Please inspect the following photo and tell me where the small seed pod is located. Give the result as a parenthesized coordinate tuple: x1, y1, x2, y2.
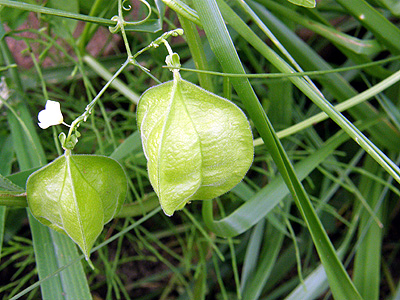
(137, 76, 254, 216)
(26, 152, 127, 260)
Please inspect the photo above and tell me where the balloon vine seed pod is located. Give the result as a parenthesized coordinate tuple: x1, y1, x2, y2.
(137, 39, 254, 216)
(26, 150, 127, 260)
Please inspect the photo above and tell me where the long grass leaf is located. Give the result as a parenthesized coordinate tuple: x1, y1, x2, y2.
(0, 36, 91, 299)
(286, 155, 365, 300)
(257, 0, 391, 79)
(193, 1, 362, 299)
(110, 130, 142, 162)
(83, 55, 140, 104)
(0, 135, 13, 176)
(27, 217, 65, 300)
(0, 135, 14, 257)
(249, 0, 400, 150)
(203, 129, 353, 237)
(261, 1, 382, 56)
(0, 0, 161, 32)
(353, 158, 384, 300)
(242, 213, 286, 300)
(177, 14, 214, 92)
(336, 0, 400, 54)
(285, 262, 329, 300)
(0, 206, 5, 257)
(49, 231, 92, 300)
(240, 219, 265, 293)
(217, 0, 400, 185)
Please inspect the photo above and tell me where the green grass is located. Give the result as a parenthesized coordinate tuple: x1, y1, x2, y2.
(0, 0, 400, 299)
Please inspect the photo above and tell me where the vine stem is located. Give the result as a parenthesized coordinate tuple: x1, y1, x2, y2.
(162, 39, 174, 56)
(65, 58, 130, 144)
(117, 0, 133, 59)
(161, 39, 181, 79)
(63, 27, 184, 148)
(109, 0, 152, 59)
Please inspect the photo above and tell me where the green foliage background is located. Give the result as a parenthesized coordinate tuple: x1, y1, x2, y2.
(0, 0, 400, 299)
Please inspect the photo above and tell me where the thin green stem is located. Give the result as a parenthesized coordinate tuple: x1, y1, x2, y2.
(77, 0, 114, 52)
(28, 44, 63, 155)
(162, 0, 201, 26)
(183, 209, 225, 261)
(162, 39, 174, 57)
(177, 10, 214, 92)
(83, 55, 140, 104)
(0, 64, 17, 71)
(10, 207, 162, 300)
(131, 29, 184, 62)
(64, 58, 130, 145)
(0, 0, 116, 26)
(1, 97, 44, 166)
(165, 54, 400, 79)
(116, 0, 134, 59)
(265, 68, 400, 143)
(0, 194, 27, 207)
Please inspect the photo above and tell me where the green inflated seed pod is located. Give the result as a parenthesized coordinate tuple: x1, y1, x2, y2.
(26, 151, 127, 260)
(137, 75, 254, 216)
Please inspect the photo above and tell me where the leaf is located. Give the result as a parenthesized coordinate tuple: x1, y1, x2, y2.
(137, 75, 254, 216)
(0, 0, 34, 29)
(287, 0, 316, 8)
(26, 152, 127, 259)
(0, 134, 14, 176)
(336, 0, 400, 54)
(192, 1, 363, 299)
(46, 0, 79, 39)
(0, 206, 4, 262)
(0, 173, 27, 206)
(0, 173, 25, 192)
(110, 130, 142, 162)
(0, 0, 162, 33)
(374, 0, 400, 15)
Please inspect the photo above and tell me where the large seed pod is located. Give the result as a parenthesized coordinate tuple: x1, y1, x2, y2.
(26, 152, 127, 260)
(137, 76, 254, 216)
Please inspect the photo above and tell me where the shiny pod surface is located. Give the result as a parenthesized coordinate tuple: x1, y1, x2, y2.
(26, 153, 127, 259)
(137, 78, 254, 216)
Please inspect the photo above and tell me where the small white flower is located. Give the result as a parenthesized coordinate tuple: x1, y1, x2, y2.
(38, 100, 64, 129)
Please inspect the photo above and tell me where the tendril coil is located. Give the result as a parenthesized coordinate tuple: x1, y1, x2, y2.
(109, 0, 152, 34)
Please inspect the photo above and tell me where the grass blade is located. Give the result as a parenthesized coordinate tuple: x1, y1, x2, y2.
(0, 206, 5, 257)
(249, 0, 400, 150)
(192, 1, 362, 298)
(218, 0, 400, 185)
(0, 0, 162, 32)
(240, 219, 265, 293)
(242, 213, 286, 300)
(50, 231, 92, 300)
(0, 135, 14, 257)
(203, 129, 355, 237)
(336, 0, 400, 54)
(261, 1, 382, 56)
(0, 35, 91, 299)
(110, 130, 142, 162)
(353, 157, 384, 300)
